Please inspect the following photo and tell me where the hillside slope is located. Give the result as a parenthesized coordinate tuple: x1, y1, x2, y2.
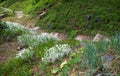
(1, 0, 120, 36)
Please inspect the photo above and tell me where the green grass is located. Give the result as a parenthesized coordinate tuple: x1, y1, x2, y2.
(36, 0, 120, 35)
(1, 0, 120, 35)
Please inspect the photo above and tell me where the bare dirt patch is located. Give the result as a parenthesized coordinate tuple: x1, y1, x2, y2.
(0, 41, 18, 63)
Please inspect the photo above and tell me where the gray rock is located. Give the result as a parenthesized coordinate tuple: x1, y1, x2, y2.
(75, 35, 92, 41)
(86, 15, 91, 21)
(93, 34, 110, 42)
(95, 17, 100, 23)
(96, 73, 105, 76)
(6, 35, 13, 42)
(102, 54, 115, 63)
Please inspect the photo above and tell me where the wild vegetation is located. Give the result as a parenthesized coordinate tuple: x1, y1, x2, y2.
(1, 0, 120, 35)
(0, 0, 120, 76)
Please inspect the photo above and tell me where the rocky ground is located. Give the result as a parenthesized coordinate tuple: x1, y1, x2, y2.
(0, 11, 120, 76)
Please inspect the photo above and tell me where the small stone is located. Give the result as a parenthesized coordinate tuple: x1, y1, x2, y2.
(102, 54, 115, 63)
(93, 34, 110, 42)
(96, 73, 105, 76)
(15, 11, 23, 18)
(39, 11, 46, 19)
(75, 35, 92, 41)
(86, 15, 91, 21)
(32, 27, 39, 31)
(95, 17, 100, 23)
(58, 33, 68, 40)
(52, 32, 59, 39)
(17, 44, 26, 51)
(6, 35, 13, 42)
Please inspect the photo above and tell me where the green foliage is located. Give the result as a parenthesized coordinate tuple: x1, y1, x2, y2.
(0, 21, 7, 36)
(83, 42, 102, 73)
(94, 40, 109, 55)
(0, 7, 14, 16)
(1, 0, 23, 7)
(111, 33, 120, 55)
(69, 30, 78, 39)
(0, 58, 24, 75)
(51, 67, 59, 74)
(0, 59, 33, 76)
(36, 0, 120, 35)
(0, 0, 120, 75)
(0, 0, 120, 35)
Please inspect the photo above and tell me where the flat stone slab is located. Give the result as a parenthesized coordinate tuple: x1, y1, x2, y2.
(93, 34, 110, 42)
(15, 11, 23, 18)
(103, 54, 116, 63)
(75, 35, 92, 41)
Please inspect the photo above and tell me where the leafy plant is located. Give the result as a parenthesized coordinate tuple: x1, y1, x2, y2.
(51, 67, 59, 74)
(0, 7, 14, 16)
(0, 58, 24, 75)
(69, 30, 78, 39)
(0, 21, 7, 36)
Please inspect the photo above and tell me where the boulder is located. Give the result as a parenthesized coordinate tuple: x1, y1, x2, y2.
(93, 34, 110, 42)
(75, 35, 92, 41)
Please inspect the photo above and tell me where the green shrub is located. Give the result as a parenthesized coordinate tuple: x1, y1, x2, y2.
(0, 7, 14, 16)
(0, 21, 7, 36)
(69, 30, 78, 39)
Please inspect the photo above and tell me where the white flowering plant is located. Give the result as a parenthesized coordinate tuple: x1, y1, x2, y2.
(4, 21, 37, 36)
(42, 44, 73, 63)
(16, 47, 34, 60)
(18, 33, 60, 47)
